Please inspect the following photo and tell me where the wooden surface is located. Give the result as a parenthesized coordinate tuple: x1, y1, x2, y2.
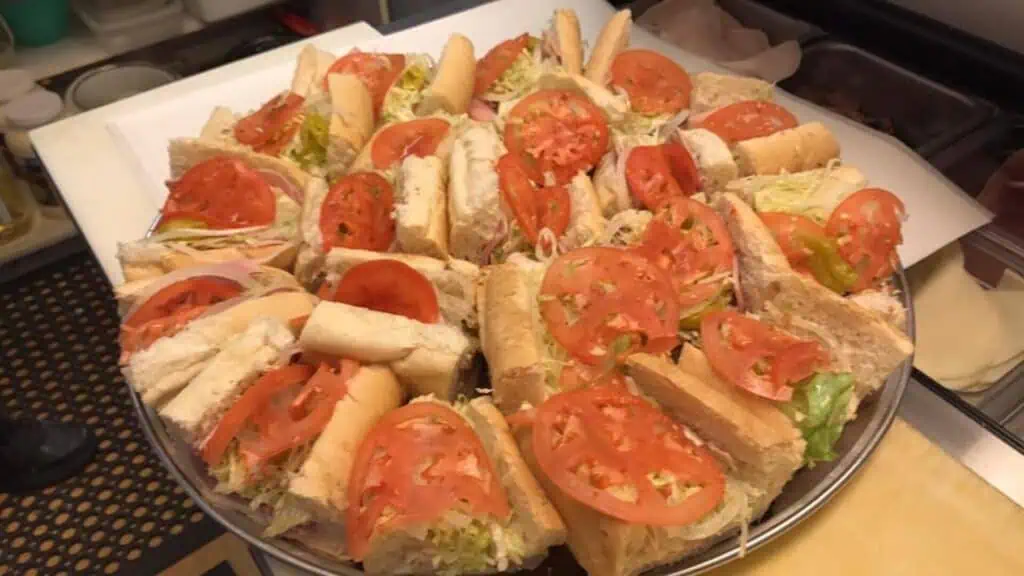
(715, 418, 1024, 575)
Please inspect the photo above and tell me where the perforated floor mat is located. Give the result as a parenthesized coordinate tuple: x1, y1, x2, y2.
(0, 254, 235, 575)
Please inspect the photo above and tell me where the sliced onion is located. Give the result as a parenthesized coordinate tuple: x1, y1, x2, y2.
(258, 169, 303, 205)
(121, 261, 262, 322)
(482, 217, 510, 264)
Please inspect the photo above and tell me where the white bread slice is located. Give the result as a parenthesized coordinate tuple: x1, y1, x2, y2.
(674, 128, 738, 195)
(417, 33, 476, 116)
(689, 72, 774, 116)
(584, 9, 632, 85)
(326, 73, 374, 177)
(448, 121, 506, 264)
(563, 172, 606, 250)
(478, 258, 554, 413)
(289, 44, 337, 98)
(547, 9, 583, 75)
(395, 155, 449, 258)
(285, 366, 403, 533)
(124, 291, 315, 407)
(360, 397, 565, 575)
(159, 318, 296, 445)
(512, 353, 802, 576)
(117, 241, 299, 284)
(298, 300, 476, 400)
(199, 106, 239, 146)
(715, 192, 913, 401)
(734, 122, 840, 176)
(322, 247, 479, 330)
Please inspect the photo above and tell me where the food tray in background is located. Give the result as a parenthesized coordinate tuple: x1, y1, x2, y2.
(131, 261, 914, 575)
(628, 0, 824, 46)
(780, 40, 993, 157)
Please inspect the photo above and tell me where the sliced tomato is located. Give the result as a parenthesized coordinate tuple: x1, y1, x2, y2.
(504, 89, 610, 185)
(370, 118, 450, 170)
(324, 52, 406, 116)
(539, 247, 680, 365)
(238, 360, 359, 469)
(636, 197, 734, 290)
(609, 49, 692, 116)
(200, 364, 316, 466)
(120, 276, 244, 360)
(496, 153, 571, 245)
(625, 142, 699, 210)
(475, 34, 530, 96)
(693, 100, 798, 144)
(233, 93, 305, 156)
(159, 157, 277, 230)
(825, 188, 905, 292)
(533, 385, 725, 525)
(347, 402, 511, 560)
(700, 311, 828, 401)
(319, 172, 395, 252)
(323, 260, 440, 323)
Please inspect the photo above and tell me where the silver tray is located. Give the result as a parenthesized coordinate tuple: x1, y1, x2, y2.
(131, 267, 915, 576)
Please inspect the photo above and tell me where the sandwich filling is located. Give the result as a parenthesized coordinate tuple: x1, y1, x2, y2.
(381, 54, 434, 124)
(347, 400, 527, 574)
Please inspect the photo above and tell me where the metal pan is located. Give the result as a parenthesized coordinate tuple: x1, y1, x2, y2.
(130, 260, 914, 576)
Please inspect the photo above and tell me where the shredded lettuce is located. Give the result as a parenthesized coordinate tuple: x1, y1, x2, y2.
(781, 372, 855, 466)
(728, 163, 858, 223)
(381, 61, 430, 124)
(421, 516, 526, 575)
(289, 112, 329, 171)
(483, 38, 541, 101)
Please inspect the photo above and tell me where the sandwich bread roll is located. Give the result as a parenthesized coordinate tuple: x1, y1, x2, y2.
(417, 33, 476, 116)
(584, 9, 632, 85)
(689, 72, 774, 115)
(733, 122, 840, 176)
(395, 155, 449, 258)
(549, 9, 584, 75)
(326, 73, 375, 175)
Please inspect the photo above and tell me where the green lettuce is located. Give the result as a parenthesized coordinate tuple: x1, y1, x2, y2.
(484, 38, 541, 100)
(727, 164, 861, 223)
(781, 372, 854, 467)
(381, 62, 430, 124)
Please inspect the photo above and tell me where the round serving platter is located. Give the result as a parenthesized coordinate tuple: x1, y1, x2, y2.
(131, 266, 914, 576)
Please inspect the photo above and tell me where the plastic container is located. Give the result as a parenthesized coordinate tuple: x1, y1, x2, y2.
(0, 156, 34, 246)
(0, 0, 70, 47)
(65, 62, 178, 112)
(3, 89, 64, 214)
(72, 0, 185, 53)
(183, 0, 278, 23)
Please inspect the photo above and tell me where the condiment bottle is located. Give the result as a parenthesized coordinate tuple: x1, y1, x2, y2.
(3, 89, 64, 217)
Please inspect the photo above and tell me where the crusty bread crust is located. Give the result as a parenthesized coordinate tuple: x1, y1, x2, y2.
(463, 397, 566, 550)
(288, 366, 402, 526)
(733, 122, 840, 176)
(290, 44, 336, 98)
(584, 9, 632, 85)
(395, 155, 449, 259)
(417, 34, 475, 116)
(716, 193, 914, 401)
(327, 73, 374, 177)
(478, 263, 549, 412)
(632, 351, 804, 518)
(553, 9, 583, 75)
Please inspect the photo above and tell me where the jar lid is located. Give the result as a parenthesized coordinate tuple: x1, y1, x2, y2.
(3, 90, 63, 130)
(0, 69, 35, 104)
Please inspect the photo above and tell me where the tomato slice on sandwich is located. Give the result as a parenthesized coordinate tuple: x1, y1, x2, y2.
(825, 188, 905, 292)
(636, 197, 734, 289)
(700, 311, 829, 401)
(610, 49, 692, 116)
(119, 275, 245, 361)
(539, 247, 680, 365)
(325, 52, 406, 117)
(504, 89, 609, 186)
(319, 260, 440, 324)
(201, 360, 359, 470)
(158, 157, 277, 232)
(625, 142, 700, 210)
(532, 385, 725, 525)
(370, 117, 451, 170)
(475, 34, 531, 96)
(692, 100, 798, 145)
(319, 172, 395, 252)
(760, 212, 858, 294)
(233, 92, 306, 156)
(346, 402, 511, 560)
(496, 153, 571, 247)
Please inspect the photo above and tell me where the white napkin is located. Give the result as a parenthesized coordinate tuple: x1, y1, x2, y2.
(636, 0, 801, 83)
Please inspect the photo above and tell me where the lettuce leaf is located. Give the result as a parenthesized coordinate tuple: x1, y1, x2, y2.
(781, 372, 854, 466)
(289, 112, 329, 171)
